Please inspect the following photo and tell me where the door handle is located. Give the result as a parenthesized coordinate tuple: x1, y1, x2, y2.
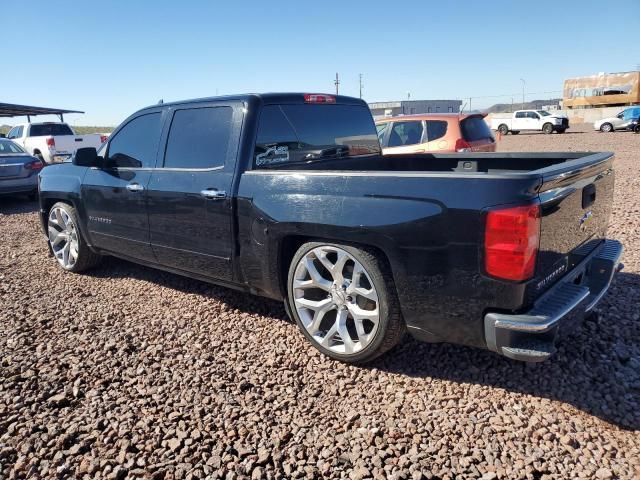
(126, 183, 144, 192)
(200, 189, 226, 200)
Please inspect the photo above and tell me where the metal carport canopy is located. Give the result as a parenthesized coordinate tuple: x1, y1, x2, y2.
(0, 102, 83, 122)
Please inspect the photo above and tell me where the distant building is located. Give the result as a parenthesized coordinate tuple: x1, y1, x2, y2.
(369, 99, 462, 118)
(563, 71, 640, 109)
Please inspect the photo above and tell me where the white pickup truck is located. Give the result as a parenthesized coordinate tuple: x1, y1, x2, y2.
(6, 122, 106, 164)
(491, 110, 569, 135)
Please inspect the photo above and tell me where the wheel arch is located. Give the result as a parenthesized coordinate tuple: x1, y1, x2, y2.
(276, 234, 398, 301)
(41, 197, 95, 254)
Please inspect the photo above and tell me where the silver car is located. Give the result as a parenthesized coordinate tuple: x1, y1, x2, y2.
(0, 138, 42, 199)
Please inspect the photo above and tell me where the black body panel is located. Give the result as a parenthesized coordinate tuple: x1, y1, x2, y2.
(37, 93, 617, 353)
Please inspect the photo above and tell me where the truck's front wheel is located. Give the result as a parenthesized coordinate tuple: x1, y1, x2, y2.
(542, 123, 554, 134)
(287, 242, 404, 363)
(47, 202, 101, 272)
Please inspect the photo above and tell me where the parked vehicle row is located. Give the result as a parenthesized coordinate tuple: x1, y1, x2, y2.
(38, 93, 622, 364)
(594, 106, 640, 132)
(0, 138, 42, 198)
(6, 122, 106, 164)
(491, 110, 570, 135)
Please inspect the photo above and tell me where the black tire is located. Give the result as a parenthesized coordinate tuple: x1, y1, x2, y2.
(542, 123, 554, 134)
(600, 123, 613, 133)
(287, 241, 405, 363)
(35, 152, 46, 163)
(497, 124, 509, 135)
(633, 125, 640, 134)
(48, 202, 101, 272)
(511, 130, 520, 135)
(556, 129, 566, 134)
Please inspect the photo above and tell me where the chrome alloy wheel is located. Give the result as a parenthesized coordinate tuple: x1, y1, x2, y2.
(292, 246, 380, 355)
(48, 207, 79, 269)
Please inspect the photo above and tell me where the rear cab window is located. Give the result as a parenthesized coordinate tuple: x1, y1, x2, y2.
(460, 116, 495, 142)
(254, 104, 380, 167)
(28, 124, 74, 136)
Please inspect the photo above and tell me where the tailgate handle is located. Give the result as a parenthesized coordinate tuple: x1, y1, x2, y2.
(582, 184, 596, 209)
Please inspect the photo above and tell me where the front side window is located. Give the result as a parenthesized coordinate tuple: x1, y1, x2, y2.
(425, 120, 448, 142)
(7, 127, 18, 139)
(388, 121, 424, 147)
(254, 104, 379, 167)
(164, 107, 232, 169)
(529, 112, 540, 120)
(107, 112, 162, 168)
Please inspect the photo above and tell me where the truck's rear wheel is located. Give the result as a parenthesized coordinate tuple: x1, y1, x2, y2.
(47, 202, 101, 272)
(542, 123, 554, 134)
(498, 124, 509, 135)
(287, 242, 404, 363)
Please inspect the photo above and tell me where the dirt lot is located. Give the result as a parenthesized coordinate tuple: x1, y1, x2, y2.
(1, 125, 639, 479)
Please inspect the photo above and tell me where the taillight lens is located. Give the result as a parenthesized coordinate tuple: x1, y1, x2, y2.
(484, 204, 540, 281)
(46, 137, 55, 149)
(25, 160, 44, 171)
(455, 138, 471, 152)
(304, 94, 336, 104)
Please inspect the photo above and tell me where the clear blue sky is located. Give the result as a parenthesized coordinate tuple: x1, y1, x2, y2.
(2, 0, 638, 126)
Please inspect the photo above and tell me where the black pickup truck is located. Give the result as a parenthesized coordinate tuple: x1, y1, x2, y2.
(38, 93, 623, 363)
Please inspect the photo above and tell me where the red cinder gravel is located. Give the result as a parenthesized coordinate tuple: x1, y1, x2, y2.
(1, 124, 639, 479)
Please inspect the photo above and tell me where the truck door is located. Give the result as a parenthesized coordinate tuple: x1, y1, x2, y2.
(512, 111, 527, 130)
(82, 110, 164, 262)
(146, 102, 243, 282)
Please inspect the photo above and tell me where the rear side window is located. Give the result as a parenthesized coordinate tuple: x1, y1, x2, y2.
(515, 112, 526, 119)
(388, 121, 423, 147)
(460, 116, 495, 142)
(425, 120, 448, 142)
(254, 104, 380, 167)
(107, 113, 162, 168)
(29, 124, 74, 136)
(164, 107, 232, 169)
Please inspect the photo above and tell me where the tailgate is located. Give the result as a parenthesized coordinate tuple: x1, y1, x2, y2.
(533, 153, 614, 295)
(52, 135, 85, 153)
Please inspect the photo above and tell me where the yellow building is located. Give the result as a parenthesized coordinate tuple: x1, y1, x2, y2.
(563, 71, 640, 109)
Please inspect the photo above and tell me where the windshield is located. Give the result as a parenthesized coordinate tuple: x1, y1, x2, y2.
(0, 139, 27, 154)
(536, 111, 551, 116)
(29, 123, 74, 137)
(254, 104, 380, 167)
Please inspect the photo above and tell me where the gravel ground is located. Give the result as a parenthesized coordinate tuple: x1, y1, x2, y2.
(1, 125, 639, 479)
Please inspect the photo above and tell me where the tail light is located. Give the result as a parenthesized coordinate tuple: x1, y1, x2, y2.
(484, 204, 540, 281)
(25, 160, 44, 171)
(100, 135, 108, 143)
(304, 94, 336, 104)
(455, 138, 471, 152)
(46, 137, 55, 149)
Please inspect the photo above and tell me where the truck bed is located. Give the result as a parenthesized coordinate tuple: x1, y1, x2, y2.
(262, 151, 610, 176)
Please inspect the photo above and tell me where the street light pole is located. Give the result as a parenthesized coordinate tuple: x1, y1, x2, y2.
(520, 78, 526, 109)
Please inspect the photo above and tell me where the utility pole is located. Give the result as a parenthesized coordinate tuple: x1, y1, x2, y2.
(520, 78, 526, 109)
(334, 73, 340, 95)
(359, 73, 363, 99)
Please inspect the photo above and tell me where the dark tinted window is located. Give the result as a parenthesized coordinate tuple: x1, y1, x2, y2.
(29, 124, 74, 136)
(376, 122, 389, 146)
(107, 113, 162, 168)
(461, 116, 495, 142)
(388, 121, 423, 147)
(515, 112, 526, 119)
(0, 139, 26, 154)
(425, 120, 448, 141)
(164, 107, 232, 169)
(254, 104, 379, 167)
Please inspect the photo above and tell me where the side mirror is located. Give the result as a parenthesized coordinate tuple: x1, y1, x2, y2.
(73, 147, 100, 167)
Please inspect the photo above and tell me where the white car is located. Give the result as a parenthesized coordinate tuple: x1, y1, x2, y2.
(6, 122, 106, 164)
(491, 110, 569, 135)
(594, 106, 640, 132)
